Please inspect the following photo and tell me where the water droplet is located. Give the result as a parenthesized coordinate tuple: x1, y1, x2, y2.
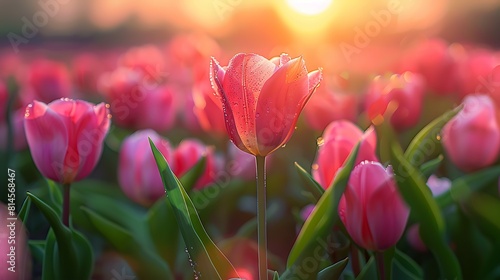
(256, 113, 260, 118)
(105, 103, 110, 108)
(317, 137, 325, 146)
(281, 144, 286, 148)
(312, 163, 319, 170)
(436, 135, 441, 141)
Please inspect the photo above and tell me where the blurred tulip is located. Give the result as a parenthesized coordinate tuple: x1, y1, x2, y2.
(174, 139, 217, 189)
(300, 204, 315, 221)
(304, 80, 358, 131)
(118, 129, 173, 206)
(24, 99, 110, 184)
(365, 72, 425, 130)
(100, 68, 175, 131)
(457, 48, 500, 99)
(0, 81, 28, 151)
(119, 45, 166, 84)
(399, 39, 460, 95)
(442, 94, 500, 172)
(72, 53, 105, 94)
(406, 225, 427, 252)
(210, 53, 322, 156)
(339, 161, 410, 251)
(312, 121, 378, 189)
(23, 59, 71, 104)
(0, 203, 31, 280)
(191, 73, 226, 135)
(227, 142, 256, 181)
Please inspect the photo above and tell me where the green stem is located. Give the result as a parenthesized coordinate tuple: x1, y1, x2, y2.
(63, 183, 71, 227)
(376, 248, 394, 280)
(256, 156, 267, 280)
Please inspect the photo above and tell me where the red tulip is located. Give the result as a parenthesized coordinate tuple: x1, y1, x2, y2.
(339, 161, 410, 251)
(191, 72, 226, 135)
(119, 45, 166, 84)
(210, 53, 322, 156)
(365, 72, 425, 130)
(24, 59, 71, 103)
(24, 99, 110, 184)
(312, 121, 378, 189)
(304, 79, 358, 131)
(0, 203, 31, 280)
(442, 94, 500, 172)
(457, 48, 499, 98)
(118, 129, 174, 206)
(100, 68, 176, 131)
(174, 139, 218, 189)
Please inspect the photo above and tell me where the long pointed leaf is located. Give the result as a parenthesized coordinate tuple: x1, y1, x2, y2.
(295, 162, 324, 202)
(317, 258, 349, 280)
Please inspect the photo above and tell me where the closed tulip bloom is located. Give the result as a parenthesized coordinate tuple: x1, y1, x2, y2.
(24, 99, 110, 184)
(210, 53, 322, 156)
(118, 130, 173, 206)
(174, 139, 218, 189)
(339, 161, 410, 251)
(365, 72, 425, 130)
(312, 121, 378, 189)
(442, 94, 500, 172)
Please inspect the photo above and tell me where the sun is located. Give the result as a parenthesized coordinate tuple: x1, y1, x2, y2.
(285, 0, 333, 15)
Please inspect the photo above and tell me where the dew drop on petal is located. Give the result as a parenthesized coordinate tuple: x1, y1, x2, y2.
(317, 137, 325, 146)
(312, 163, 319, 170)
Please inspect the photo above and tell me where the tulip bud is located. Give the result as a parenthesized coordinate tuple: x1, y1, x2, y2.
(365, 72, 425, 130)
(174, 139, 218, 189)
(339, 161, 410, 251)
(118, 129, 174, 206)
(210, 53, 322, 156)
(312, 121, 378, 189)
(441, 94, 500, 172)
(24, 99, 111, 184)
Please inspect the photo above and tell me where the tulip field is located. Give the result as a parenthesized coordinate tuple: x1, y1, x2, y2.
(2, 1, 500, 280)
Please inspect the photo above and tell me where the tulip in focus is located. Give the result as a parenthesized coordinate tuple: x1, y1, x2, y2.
(174, 139, 218, 190)
(0, 203, 31, 280)
(118, 129, 174, 206)
(210, 53, 322, 156)
(365, 72, 425, 130)
(24, 99, 111, 184)
(441, 94, 500, 172)
(304, 78, 358, 131)
(339, 161, 410, 251)
(312, 121, 378, 189)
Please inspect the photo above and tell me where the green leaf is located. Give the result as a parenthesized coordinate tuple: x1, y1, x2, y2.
(147, 197, 179, 267)
(404, 105, 462, 165)
(436, 166, 500, 208)
(273, 270, 280, 280)
(27, 192, 93, 280)
(419, 155, 444, 179)
(180, 156, 206, 192)
(390, 143, 462, 280)
(28, 240, 45, 263)
(317, 258, 349, 280)
(46, 179, 63, 213)
(355, 256, 377, 280)
(235, 202, 280, 238)
(82, 207, 174, 279)
(393, 249, 423, 280)
(294, 162, 325, 202)
(281, 143, 360, 279)
(150, 138, 239, 279)
(18, 196, 31, 223)
(464, 193, 500, 242)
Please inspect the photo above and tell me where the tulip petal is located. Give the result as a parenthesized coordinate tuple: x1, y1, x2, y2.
(341, 182, 374, 250)
(209, 57, 226, 99)
(24, 101, 68, 182)
(221, 53, 276, 154)
(255, 57, 314, 155)
(312, 138, 353, 188)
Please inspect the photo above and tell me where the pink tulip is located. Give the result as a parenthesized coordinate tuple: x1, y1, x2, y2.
(174, 139, 218, 189)
(304, 79, 358, 131)
(191, 73, 226, 135)
(72, 52, 105, 94)
(399, 39, 460, 95)
(406, 225, 427, 252)
(457, 48, 499, 98)
(118, 129, 174, 206)
(24, 99, 110, 184)
(0, 81, 27, 151)
(442, 94, 500, 172)
(312, 121, 378, 189)
(119, 45, 166, 84)
(365, 72, 425, 130)
(0, 203, 31, 280)
(100, 68, 176, 131)
(210, 53, 322, 156)
(24, 59, 71, 103)
(339, 161, 410, 251)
